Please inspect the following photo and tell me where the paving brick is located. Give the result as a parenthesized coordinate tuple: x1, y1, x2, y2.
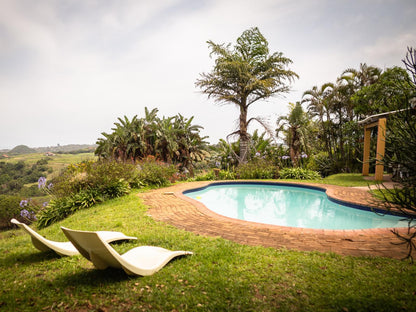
(138, 181, 413, 260)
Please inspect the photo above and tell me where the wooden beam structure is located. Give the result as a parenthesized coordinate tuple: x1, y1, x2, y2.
(361, 117, 386, 181)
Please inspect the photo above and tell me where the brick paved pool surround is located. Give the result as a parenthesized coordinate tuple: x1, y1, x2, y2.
(139, 180, 412, 259)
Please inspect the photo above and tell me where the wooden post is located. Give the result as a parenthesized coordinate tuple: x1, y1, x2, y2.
(362, 126, 372, 176)
(375, 118, 386, 181)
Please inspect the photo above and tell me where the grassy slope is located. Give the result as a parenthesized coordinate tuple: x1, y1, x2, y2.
(1, 193, 415, 311)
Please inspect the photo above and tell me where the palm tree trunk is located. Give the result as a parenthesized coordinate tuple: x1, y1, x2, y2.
(239, 103, 249, 164)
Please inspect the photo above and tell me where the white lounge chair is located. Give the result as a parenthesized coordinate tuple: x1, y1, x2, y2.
(11, 219, 137, 257)
(61, 226, 193, 276)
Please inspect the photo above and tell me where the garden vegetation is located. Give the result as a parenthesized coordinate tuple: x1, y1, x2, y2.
(1, 28, 415, 311)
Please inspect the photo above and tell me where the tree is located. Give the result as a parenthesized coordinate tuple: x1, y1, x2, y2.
(276, 102, 313, 167)
(95, 108, 207, 175)
(196, 27, 298, 163)
(302, 83, 335, 158)
(352, 67, 413, 117)
(342, 63, 381, 88)
(375, 47, 416, 261)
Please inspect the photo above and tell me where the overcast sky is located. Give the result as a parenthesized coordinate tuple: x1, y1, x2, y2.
(1, 0, 415, 149)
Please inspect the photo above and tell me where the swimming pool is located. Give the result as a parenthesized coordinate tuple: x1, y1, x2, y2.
(184, 182, 408, 230)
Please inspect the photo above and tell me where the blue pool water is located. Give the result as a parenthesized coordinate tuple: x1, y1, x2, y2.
(184, 183, 409, 230)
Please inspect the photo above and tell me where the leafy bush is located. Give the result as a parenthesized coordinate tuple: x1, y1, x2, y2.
(37, 188, 104, 228)
(136, 157, 177, 187)
(310, 152, 335, 177)
(193, 169, 236, 181)
(37, 159, 177, 227)
(279, 167, 321, 180)
(52, 160, 139, 196)
(0, 195, 22, 229)
(193, 171, 216, 181)
(236, 160, 278, 179)
(218, 170, 236, 180)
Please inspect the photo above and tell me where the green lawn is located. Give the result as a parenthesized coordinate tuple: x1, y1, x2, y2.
(1, 191, 415, 311)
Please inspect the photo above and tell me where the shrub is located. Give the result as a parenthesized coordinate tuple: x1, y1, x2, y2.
(218, 170, 236, 180)
(193, 169, 236, 181)
(278, 167, 321, 180)
(37, 188, 104, 228)
(52, 160, 139, 196)
(36, 158, 179, 228)
(136, 158, 177, 187)
(0, 195, 22, 229)
(236, 160, 278, 179)
(193, 170, 216, 181)
(310, 152, 335, 177)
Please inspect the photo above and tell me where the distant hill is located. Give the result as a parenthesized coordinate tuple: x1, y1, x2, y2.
(8, 145, 37, 155)
(1, 144, 96, 155)
(33, 144, 97, 154)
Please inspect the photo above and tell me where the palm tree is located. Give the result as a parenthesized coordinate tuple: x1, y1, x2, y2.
(302, 83, 334, 157)
(276, 102, 312, 167)
(342, 63, 381, 88)
(173, 114, 208, 176)
(196, 27, 298, 164)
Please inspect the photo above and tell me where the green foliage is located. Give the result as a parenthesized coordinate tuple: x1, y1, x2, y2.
(0, 195, 21, 229)
(37, 188, 104, 228)
(0, 159, 50, 195)
(52, 160, 137, 196)
(276, 102, 315, 167)
(196, 27, 298, 163)
(218, 170, 236, 180)
(2, 194, 416, 311)
(136, 157, 178, 187)
(236, 159, 278, 179)
(353, 67, 413, 116)
(37, 160, 138, 228)
(193, 169, 236, 181)
(95, 108, 207, 174)
(374, 48, 416, 260)
(36, 158, 179, 228)
(193, 171, 216, 181)
(310, 152, 336, 177)
(279, 167, 321, 180)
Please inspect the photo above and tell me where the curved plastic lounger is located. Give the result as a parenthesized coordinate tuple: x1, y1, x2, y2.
(11, 219, 137, 257)
(61, 226, 193, 276)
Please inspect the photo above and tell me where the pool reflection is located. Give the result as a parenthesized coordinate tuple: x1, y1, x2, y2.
(185, 183, 408, 230)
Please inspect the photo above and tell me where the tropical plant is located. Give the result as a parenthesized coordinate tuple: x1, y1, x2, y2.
(196, 27, 298, 163)
(236, 159, 277, 179)
(278, 167, 321, 180)
(375, 47, 416, 261)
(95, 108, 208, 175)
(352, 67, 413, 117)
(276, 102, 314, 167)
(342, 63, 382, 89)
(301, 63, 386, 173)
(302, 83, 335, 159)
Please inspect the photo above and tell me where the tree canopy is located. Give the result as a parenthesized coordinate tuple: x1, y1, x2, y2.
(95, 108, 207, 175)
(196, 27, 298, 163)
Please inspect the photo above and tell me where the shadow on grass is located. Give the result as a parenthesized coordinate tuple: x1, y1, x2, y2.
(2, 250, 62, 265)
(331, 296, 406, 312)
(53, 267, 133, 287)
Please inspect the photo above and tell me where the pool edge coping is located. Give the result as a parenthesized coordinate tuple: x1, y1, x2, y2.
(175, 180, 408, 235)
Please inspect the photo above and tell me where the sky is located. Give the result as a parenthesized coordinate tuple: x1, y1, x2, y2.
(1, 0, 415, 150)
